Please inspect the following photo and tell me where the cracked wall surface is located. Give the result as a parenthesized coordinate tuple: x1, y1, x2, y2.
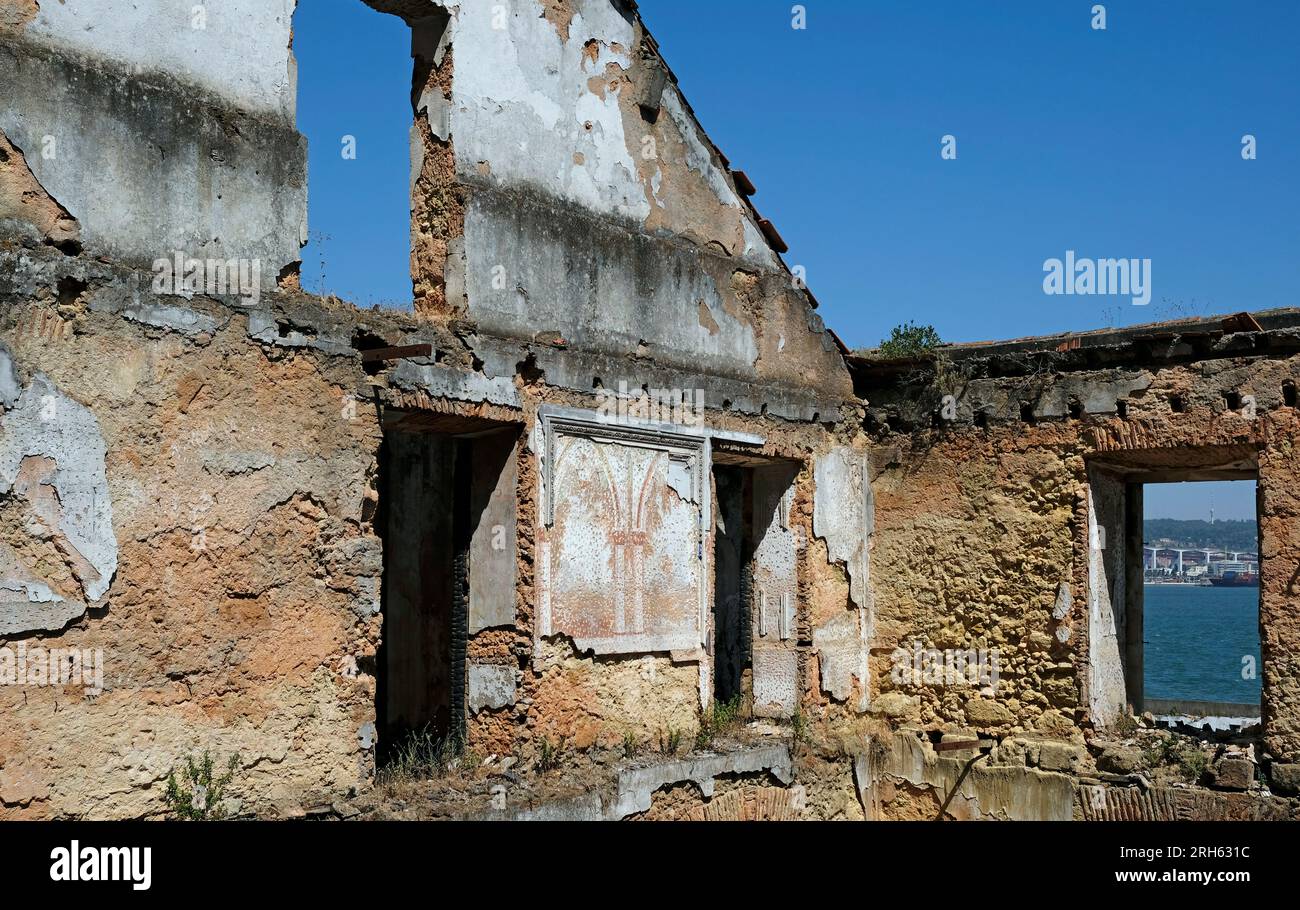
(0, 129, 78, 250)
(854, 319, 1300, 807)
(0, 248, 408, 817)
(0, 361, 116, 634)
(9, 0, 300, 121)
(0, 10, 306, 285)
(5, 0, 1297, 823)
(395, 0, 851, 422)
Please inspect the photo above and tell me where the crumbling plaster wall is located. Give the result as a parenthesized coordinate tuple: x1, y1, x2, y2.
(11, 0, 299, 121)
(392, 0, 865, 760)
(0, 355, 116, 634)
(0, 1, 306, 285)
(467, 388, 863, 759)
(0, 244, 466, 818)
(405, 0, 851, 420)
(858, 339, 1300, 797)
(9, 272, 867, 800)
(446, 0, 773, 264)
(2, 0, 865, 818)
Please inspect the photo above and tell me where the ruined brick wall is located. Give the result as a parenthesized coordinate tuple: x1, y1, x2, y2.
(0, 248, 446, 817)
(9, 0, 1298, 823)
(390, 0, 865, 763)
(0, 0, 305, 285)
(853, 324, 1300, 814)
(1, 0, 872, 819)
(458, 388, 864, 762)
(869, 423, 1081, 732)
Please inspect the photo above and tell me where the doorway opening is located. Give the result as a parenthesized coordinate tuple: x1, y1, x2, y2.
(1087, 451, 1261, 730)
(712, 463, 751, 704)
(1141, 479, 1260, 719)
(376, 412, 519, 767)
(711, 455, 799, 717)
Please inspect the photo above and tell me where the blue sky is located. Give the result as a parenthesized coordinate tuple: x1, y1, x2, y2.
(295, 0, 1298, 340)
(293, 0, 1288, 520)
(295, 1, 412, 309)
(1145, 481, 1255, 522)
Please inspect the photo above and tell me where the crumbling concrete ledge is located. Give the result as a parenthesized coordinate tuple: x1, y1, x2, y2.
(855, 734, 1075, 821)
(609, 743, 794, 819)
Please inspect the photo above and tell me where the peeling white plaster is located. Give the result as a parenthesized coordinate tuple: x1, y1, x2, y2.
(752, 648, 798, 716)
(1052, 580, 1071, 620)
(813, 447, 873, 611)
(665, 458, 694, 502)
(812, 610, 869, 708)
(25, 0, 300, 121)
(418, 88, 452, 142)
(812, 446, 874, 711)
(0, 373, 117, 633)
(610, 744, 793, 819)
(450, 0, 648, 220)
(469, 664, 517, 713)
(0, 345, 20, 409)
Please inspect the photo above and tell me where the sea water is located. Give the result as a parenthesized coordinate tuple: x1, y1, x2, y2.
(1143, 584, 1261, 705)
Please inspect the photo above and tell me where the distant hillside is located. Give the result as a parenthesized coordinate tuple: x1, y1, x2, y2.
(1143, 518, 1257, 551)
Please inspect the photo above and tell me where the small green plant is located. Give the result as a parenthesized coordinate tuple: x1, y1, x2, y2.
(378, 725, 463, 784)
(537, 734, 567, 771)
(695, 695, 744, 750)
(874, 321, 943, 359)
(1140, 734, 1208, 783)
(163, 750, 240, 820)
(1178, 745, 1209, 783)
(622, 731, 639, 758)
(790, 709, 809, 745)
(1113, 711, 1139, 736)
(1140, 734, 1177, 769)
(659, 727, 684, 755)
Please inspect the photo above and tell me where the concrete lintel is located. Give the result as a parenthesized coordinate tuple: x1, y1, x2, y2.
(390, 359, 522, 409)
(709, 427, 764, 446)
(537, 403, 710, 441)
(246, 311, 354, 357)
(609, 743, 793, 819)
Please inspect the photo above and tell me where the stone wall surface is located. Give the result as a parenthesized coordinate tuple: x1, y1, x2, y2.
(2, 0, 1298, 821)
(0, 249, 403, 818)
(855, 328, 1300, 811)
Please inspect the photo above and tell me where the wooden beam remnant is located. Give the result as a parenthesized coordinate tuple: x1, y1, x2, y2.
(1221, 312, 1263, 334)
(757, 217, 788, 254)
(359, 343, 433, 363)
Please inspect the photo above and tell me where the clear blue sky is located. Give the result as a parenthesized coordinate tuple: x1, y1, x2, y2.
(295, 1, 412, 309)
(294, 0, 1298, 340)
(293, 0, 1289, 520)
(1145, 481, 1255, 522)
